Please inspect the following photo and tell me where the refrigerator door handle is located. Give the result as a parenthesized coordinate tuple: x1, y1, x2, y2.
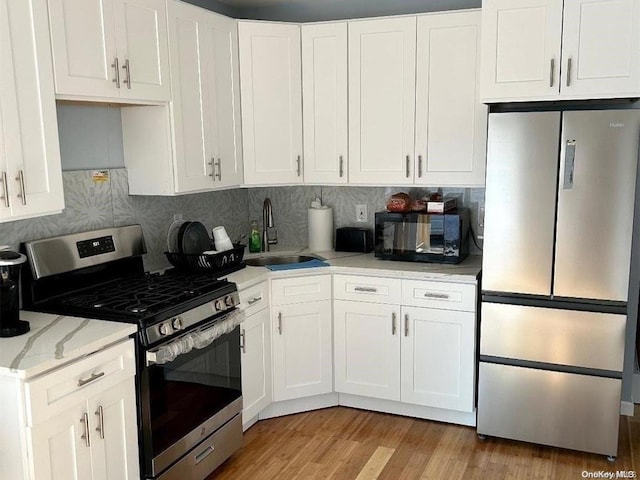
(563, 140, 576, 189)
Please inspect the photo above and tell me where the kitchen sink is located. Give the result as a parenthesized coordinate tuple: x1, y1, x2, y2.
(244, 254, 324, 267)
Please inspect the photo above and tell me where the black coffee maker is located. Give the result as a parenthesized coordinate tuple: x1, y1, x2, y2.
(0, 250, 28, 337)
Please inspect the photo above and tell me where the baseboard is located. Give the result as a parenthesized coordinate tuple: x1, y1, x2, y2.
(633, 373, 640, 403)
(621, 401, 635, 416)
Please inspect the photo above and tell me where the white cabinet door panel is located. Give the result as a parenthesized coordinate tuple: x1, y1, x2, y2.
(401, 306, 475, 412)
(348, 17, 416, 184)
(415, 11, 486, 186)
(302, 22, 348, 184)
(334, 300, 400, 401)
(241, 308, 272, 427)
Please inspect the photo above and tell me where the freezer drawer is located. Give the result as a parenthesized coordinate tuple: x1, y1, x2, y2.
(480, 302, 625, 372)
(477, 362, 621, 457)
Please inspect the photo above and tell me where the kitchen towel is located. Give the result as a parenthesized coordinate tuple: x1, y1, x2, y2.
(308, 206, 333, 252)
(265, 259, 330, 271)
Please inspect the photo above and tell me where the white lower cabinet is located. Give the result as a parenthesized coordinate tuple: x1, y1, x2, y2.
(400, 306, 475, 412)
(240, 307, 272, 429)
(334, 300, 400, 400)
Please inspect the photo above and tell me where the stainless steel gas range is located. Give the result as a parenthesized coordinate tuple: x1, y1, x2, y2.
(21, 225, 244, 480)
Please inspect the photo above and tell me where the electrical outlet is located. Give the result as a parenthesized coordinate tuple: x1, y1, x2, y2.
(356, 204, 367, 222)
(173, 213, 183, 221)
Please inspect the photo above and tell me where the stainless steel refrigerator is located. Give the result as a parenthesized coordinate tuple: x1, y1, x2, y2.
(478, 109, 640, 459)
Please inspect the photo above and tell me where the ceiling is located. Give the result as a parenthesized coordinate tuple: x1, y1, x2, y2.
(192, 0, 482, 22)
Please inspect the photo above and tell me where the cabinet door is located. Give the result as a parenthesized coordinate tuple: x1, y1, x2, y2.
(170, 3, 242, 193)
(272, 300, 332, 401)
(560, 0, 640, 98)
(400, 306, 476, 412)
(47, 0, 118, 98)
(239, 22, 303, 185)
(29, 403, 93, 480)
(241, 308, 272, 428)
(0, 0, 64, 221)
(334, 300, 401, 401)
(89, 378, 140, 480)
(113, 0, 170, 102)
(302, 22, 348, 184)
(480, 0, 563, 101)
(348, 17, 416, 184)
(415, 11, 487, 187)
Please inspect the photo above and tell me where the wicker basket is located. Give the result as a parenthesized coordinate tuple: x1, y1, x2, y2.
(165, 244, 245, 272)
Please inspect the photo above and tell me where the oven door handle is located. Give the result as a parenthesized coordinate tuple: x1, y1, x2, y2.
(146, 309, 245, 366)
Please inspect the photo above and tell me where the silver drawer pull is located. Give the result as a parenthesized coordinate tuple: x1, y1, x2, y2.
(392, 312, 396, 335)
(247, 296, 262, 305)
(354, 287, 377, 293)
(423, 292, 449, 300)
(80, 413, 91, 447)
(404, 314, 409, 337)
(77, 371, 105, 388)
(95, 405, 105, 439)
(195, 445, 215, 464)
(278, 312, 282, 335)
(240, 328, 246, 354)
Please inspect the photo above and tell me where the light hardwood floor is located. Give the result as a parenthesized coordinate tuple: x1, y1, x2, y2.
(211, 405, 640, 480)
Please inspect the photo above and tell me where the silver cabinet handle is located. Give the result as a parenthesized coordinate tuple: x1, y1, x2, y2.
(95, 405, 105, 439)
(405, 155, 410, 177)
(112, 58, 120, 88)
(78, 371, 105, 388)
(277, 312, 282, 335)
(215, 158, 222, 181)
(208, 158, 215, 181)
(16, 170, 26, 205)
(354, 286, 377, 293)
(404, 314, 409, 337)
(549, 58, 555, 87)
(563, 140, 577, 189)
(418, 155, 423, 178)
(339, 155, 344, 178)
(423, 292, 449, 299)
(392, 312, 396, 335)
(80, 413, 91, 447)
(122, 59, 131, 89)
(297, 155, 302, 177)
(247, 296, 262, 305)
(566, 57, 572, 87)
(1, 171, 9, 208)
(240, 328, 246, 353)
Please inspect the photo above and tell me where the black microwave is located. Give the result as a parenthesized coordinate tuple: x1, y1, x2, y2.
(374, 209, 470, 264)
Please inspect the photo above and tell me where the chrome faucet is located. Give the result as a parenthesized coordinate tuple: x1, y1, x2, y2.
(262, 198, 278, 252)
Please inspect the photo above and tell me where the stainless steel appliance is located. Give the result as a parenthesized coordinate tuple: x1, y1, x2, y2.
(21, 225, 244, 480)
(0, 250, 28, 337)
(478, 110, 640, 459)
(374, 209, 470, 264)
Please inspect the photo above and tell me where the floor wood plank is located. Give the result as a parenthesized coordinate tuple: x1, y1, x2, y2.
(210, 406, 640, 480)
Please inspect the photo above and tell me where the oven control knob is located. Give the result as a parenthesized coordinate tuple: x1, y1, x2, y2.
(214, 299, 225, 311)
(225, 295, 235, 307)
(172, 317, 184, 330)
(158, 323, 170, 336)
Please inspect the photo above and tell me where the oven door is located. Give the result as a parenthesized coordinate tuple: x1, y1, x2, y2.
(139, 311, 243, 478)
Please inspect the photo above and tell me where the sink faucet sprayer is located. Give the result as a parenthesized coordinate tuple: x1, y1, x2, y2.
(262, 198, 278, 252)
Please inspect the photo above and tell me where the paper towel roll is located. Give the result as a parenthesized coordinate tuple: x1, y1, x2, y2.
(308, 207, 333, 252)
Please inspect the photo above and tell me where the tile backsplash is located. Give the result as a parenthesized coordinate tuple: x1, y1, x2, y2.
(0, 170, 484, 271)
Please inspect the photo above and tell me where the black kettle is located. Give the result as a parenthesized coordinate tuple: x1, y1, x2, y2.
(0, 250, 29, 337)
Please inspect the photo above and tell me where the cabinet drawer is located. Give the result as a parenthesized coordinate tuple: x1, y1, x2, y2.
(402, 279, 476, 312)
(25, 339, 135, 426)
(271, 275, 331, 305)
(333, 274, 401, 305)
(239, 281, 270, 316)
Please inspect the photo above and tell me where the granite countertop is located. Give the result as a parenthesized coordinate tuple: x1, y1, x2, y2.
(0, 311, 137, 379)
(223, 246, 482, 290)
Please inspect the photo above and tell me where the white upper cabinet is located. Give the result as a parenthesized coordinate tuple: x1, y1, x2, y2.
(414, 11, 486, 187)
(48, 0, 170, 102)
(302, 22, 348, 184)
(239, 22, 303, 185)
(0, 0, 64, 222)
(170, 1, 242, 192)
(481, 0, 640, 101)
(348, 17, 416, 185)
